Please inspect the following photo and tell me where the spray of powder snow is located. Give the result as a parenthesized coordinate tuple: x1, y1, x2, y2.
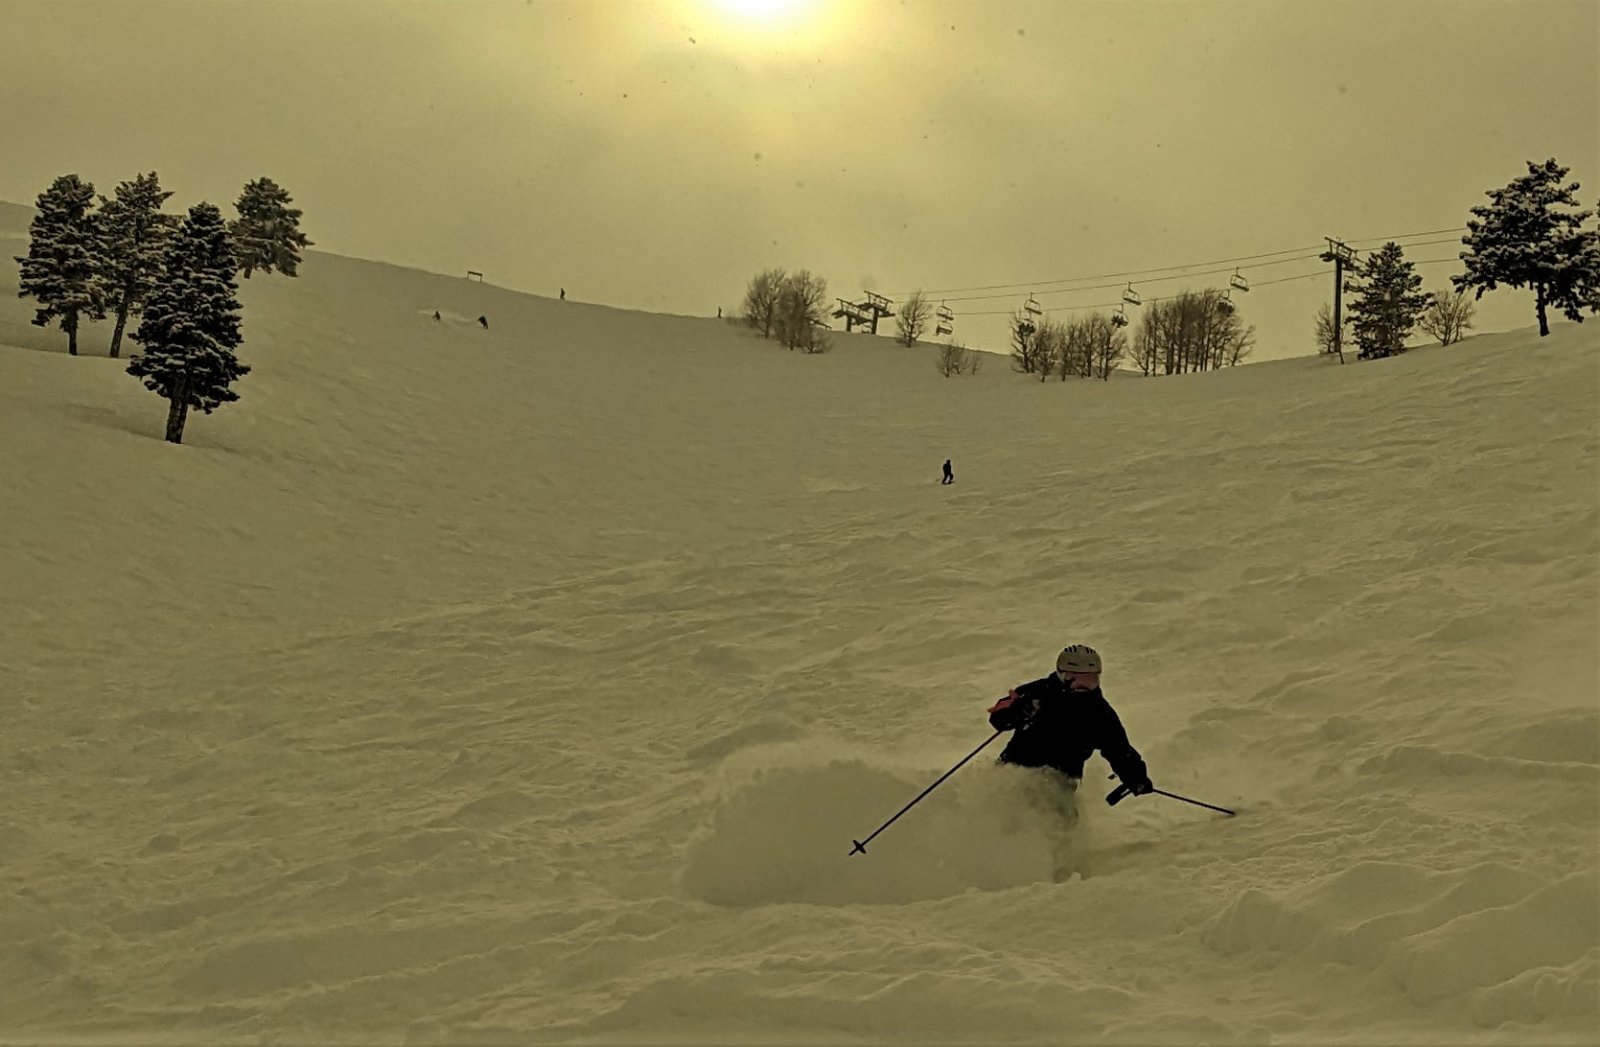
(676, 736, 1114, 906)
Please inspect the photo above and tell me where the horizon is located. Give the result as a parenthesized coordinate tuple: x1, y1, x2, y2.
(0, 194, 1570, 366)
(2, 0, 1595, 360)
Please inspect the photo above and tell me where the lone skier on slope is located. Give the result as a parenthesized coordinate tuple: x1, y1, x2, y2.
(986, 644, 1153, 797)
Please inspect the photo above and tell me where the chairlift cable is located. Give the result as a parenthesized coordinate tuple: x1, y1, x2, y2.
(888, 226, 1469, 299)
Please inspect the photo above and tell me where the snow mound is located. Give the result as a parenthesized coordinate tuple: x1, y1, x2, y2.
(677, 742, 1092, 905)
(1204, 860, 1600, 1022)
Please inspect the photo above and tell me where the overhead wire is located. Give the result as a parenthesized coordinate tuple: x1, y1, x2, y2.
(952, 258, 1467, 317)
(895, 226, 1470, 307)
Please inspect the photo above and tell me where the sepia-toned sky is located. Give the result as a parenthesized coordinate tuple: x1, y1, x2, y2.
(1, 0, 1596, 359)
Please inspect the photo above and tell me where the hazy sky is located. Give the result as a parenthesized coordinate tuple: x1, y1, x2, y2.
(2, 0, 1596, 359)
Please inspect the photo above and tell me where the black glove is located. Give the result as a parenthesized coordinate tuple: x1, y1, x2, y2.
(1105, 779, 1152, 806)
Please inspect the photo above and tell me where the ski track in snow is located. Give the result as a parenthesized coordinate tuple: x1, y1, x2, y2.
(2, 215, 1597, 1044)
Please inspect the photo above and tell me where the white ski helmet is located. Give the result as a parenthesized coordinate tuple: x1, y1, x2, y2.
(1056, 644, 1102, 674)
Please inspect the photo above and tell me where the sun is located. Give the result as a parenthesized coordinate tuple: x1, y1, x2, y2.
(690, 0, 837, 52)
(714, 0, 808, 21)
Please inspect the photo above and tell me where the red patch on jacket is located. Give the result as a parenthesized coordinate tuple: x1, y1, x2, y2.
(986, 688, 1020, 714)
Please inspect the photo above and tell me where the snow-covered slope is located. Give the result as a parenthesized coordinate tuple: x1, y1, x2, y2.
(2, 220, 1595, 1044)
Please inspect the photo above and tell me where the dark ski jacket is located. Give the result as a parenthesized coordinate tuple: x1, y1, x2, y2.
(986, 675, 1149, 784)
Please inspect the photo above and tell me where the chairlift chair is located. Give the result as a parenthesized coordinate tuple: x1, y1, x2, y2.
(1229, 268, 1250, 293)
(937, 302, 954, 322)
(1024, 294, 1043, 317)
(1121, 284, 1141, 306)
(936, 321, 953, 336)
(1111, 304, 1130, 328)
(1215, 291, 1235, 315)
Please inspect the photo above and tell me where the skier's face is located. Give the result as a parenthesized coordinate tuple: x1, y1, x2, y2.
(1058, 670, 1100, 692)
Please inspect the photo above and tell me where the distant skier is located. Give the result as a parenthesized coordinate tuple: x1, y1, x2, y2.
(941, 459, 954, 484)
(985, 644, 1152, 799)
(433, 310, 441, 321)
(560, 288, 566, 301)
(717, 306, 723, 318)
(478, 315, 489, 329)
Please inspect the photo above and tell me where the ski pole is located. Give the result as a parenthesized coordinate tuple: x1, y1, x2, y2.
(849, 730, 1003, 856)
(1105, 783, 1235, 816)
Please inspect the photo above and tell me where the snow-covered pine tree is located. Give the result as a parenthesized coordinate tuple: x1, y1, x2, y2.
(14, 174, 105, 356)
(97, 172, 176, 359)
(1346, 242, 1432, 359)
(126, 202, 249, 445)
(1453, 158, 1600, 337)
(228, 176, 313, 278)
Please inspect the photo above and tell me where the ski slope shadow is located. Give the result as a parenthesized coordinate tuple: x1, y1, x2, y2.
(677, 740, 1095, 906)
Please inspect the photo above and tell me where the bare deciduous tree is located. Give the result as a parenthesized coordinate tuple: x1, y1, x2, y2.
(1084, 312, 1126, 379)
(742, 267, 787, 338)
(1314, 303, 1350, 357)
(775, 269, 831, 353)
(1135, 289, 1252, 374)
(1219, 319, 1255, 366)
(1418, 288, 1476, 345)
(1207, 294, 1255, 368)
(964, 345, 983, 375)
(1067, 316, 1102, 379)
(936, 340, 966, 377)
(1034, 319, 1066, 382)
(1009, 309, 1045, 374)
(1128, 320, 1159, 376)
(895, 289, 932, 347)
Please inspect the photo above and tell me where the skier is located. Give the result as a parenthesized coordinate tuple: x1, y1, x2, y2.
(432, 310, 441, 321)
(985, 644, 1153, 797)
(478, 315, 489, 329)
(941, 458, 954, 484)
(560, 287, 566, 301)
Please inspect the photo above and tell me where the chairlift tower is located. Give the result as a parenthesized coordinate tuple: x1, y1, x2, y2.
(832, 297, 869, 332)
(861, 292, 894, 334)
(1319, 238, 1358, 364)
(832, 290, 896, 334)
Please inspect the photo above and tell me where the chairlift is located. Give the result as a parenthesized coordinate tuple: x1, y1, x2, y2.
(1017, 317, 1036, 337)
(1024, 293, 1043, 317)
(936, 320, 953, 336)
(1215, 291, 1235, 315)
(1111, 304, 1129, 328)
(1121, 283, 1141, 306)
(937, 301, 954, 322)
(1229, 268, 1250, 293)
